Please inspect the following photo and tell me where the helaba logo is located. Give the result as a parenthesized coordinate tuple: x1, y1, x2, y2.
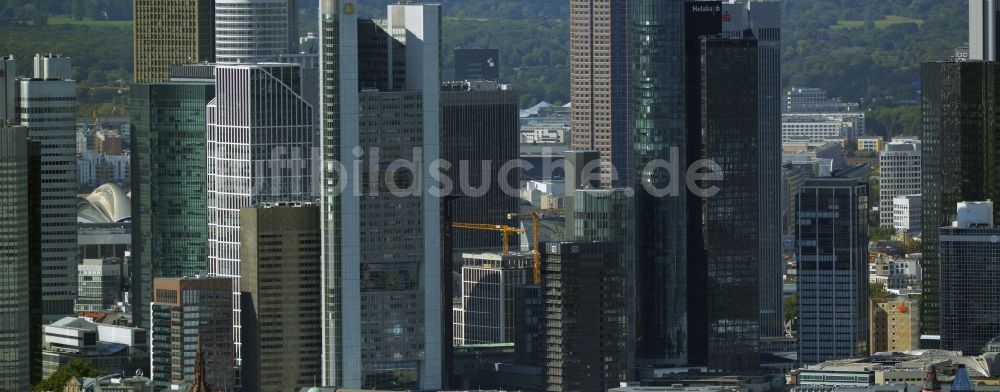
(691, 5, 721, 13)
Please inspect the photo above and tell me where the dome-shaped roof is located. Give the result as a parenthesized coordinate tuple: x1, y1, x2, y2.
(78, 183, 131, 224)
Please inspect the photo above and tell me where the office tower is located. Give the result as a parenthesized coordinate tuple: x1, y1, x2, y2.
(0, 125, 30, 389)
(737, 0, 785, 342)
(569, 188, 635, 370)
(542, 241, 624, 392)
(920, 61, 1000, 336)
(27, 134, 42, 384)
(870, 297, 919, 353)
(893, 194, 922, 233)
(879, 140, 921, 227)
(970, 0, 998, 61)
(206, 63, 314, 370)
(632, 0, 687, 368)
(796, 166, 870, 364)
(17, 54, 78, 321)
(940, 201, 1000, 355)
(570, 0, 632, 186)
(513, 284, 544, 367)
(130, 65, 216, 331)
(452, 253, 531, 346)
(454, 48, 500, 81)
(240, 203, 321, 392)
(1, 56, 14, 120)
(133, 0, 215, 83)
(688, 33, 761, 370)
(151, 277, 234, 391)
(319, 3, 443, 389)
(74, 258, 123, 312)
(442, 80, 519, 252)
(215, 0, 298, 63)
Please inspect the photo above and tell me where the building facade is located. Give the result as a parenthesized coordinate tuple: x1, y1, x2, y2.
(130, 70, 216, 331)
(920, 61, 1000, 336)
(74, 258, 123, 312)
(206, 63, 314, 370)
(454, 48, 500, 81)
(570, 0, 632, 186)
(879, 140, 921, 227)
(215, 0, 298, 63)
(940, 201, 1000, 356)
(542, 241, 624, 392)
(893, 195, 922, 233)
(150, 277, 234, 391)
(17, 54, 78, 321)
(453, 253, 531, 346)
(0, 125, 31, 389)
(870, 297, 919, 354)
(796, 168, 870, 364)
(970, 0, 998, 61)
(133, 0, 215, 82)
(319, 3, 444, 388)
(41, 317, 147, 380)
(441, 80, 519, 252)
(239, 204, 322, 392)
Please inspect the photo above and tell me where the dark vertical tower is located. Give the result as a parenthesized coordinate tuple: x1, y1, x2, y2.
(632, 0, 689, 368)
(542, 241, 624, 392)
(920, 61, 1000, 337)
(570, 0, 632, 186)
(691, 34, 761, 370)
(453, 49, 500, 81)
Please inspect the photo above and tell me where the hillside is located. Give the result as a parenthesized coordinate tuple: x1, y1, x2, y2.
(0, 0, 970, 119)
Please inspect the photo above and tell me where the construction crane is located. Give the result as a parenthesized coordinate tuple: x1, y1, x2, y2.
(507, 209, 563, 285)
(451, 223, 525, 253)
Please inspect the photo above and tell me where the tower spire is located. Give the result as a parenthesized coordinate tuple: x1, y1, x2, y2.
(190, 342, 210, 392)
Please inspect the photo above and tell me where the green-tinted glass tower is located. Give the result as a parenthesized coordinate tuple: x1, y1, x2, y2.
(129, 75, 215, 331)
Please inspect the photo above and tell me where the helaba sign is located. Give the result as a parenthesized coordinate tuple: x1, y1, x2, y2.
(690, 4, 721, 12)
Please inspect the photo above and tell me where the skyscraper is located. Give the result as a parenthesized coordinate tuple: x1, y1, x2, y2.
(17, 54, 78, 321)
(631, 0, 688, 368)
(133, 0, 215, 83)
(920, 61, 1000, 336)
(452, 253, 531, 346)
(319, 3, 444, 388)
(970, 0, 998, 61)
(940, 201, 1000, 356)
(0, 124, 31, 389)
(130, 64, 216, 330)
(206, 62, 314, 370)
(453, 48, 500, 81)
(689, 33, 761, 370)
(240, 203, 321, 392)
(0, 56, 14, 120)
(215, 0, 298, 63)
(796, 166, 870, 364)
(441, 80, 519, 252)
(879, 140, 921, 227)
(570, 0, 632, 186)
(150, 277, 234, 391)
(542, 241, 624, 392)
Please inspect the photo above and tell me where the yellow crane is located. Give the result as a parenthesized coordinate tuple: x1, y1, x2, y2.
(507, 209, 563, 285)
(451, 223, 525, 253)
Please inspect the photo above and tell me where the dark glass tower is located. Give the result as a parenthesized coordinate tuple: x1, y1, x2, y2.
(690, 35, 761, 370)
(129, 71, 215, 330)
(920, 61, 1000, 336)
(632, 0, 688, 367)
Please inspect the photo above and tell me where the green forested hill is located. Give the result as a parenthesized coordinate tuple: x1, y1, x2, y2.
(0, 0, 970, 120)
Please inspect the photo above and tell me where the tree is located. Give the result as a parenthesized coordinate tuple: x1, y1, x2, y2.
(34, 359, 108, 392)
(783, 292, 798, 324)
(869, 282, 889, 300)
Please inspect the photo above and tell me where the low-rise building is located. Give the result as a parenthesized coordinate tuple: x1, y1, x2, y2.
(41, 317, 147, 379)
(871, 297, 920, 353)
(75, 258, 123, 312)
(791, 350, 1000, 390)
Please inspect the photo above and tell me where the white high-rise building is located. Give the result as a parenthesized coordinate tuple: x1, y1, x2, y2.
(319, 2, 443, 389)
(206, 63, 314, 370)
(879, 140, 922, 227)
(893, 194, 922, 233)
(971, 0, 998, 61)
(215, 0, 298, 63)
(18, 54, 78, 320)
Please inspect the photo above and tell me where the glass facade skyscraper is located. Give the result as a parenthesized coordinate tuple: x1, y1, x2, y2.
(940, 202, 1000, 355)
(0, 125, 31, 389)
(920, 61, 1000, 336)
(130, 75, 215, 331)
